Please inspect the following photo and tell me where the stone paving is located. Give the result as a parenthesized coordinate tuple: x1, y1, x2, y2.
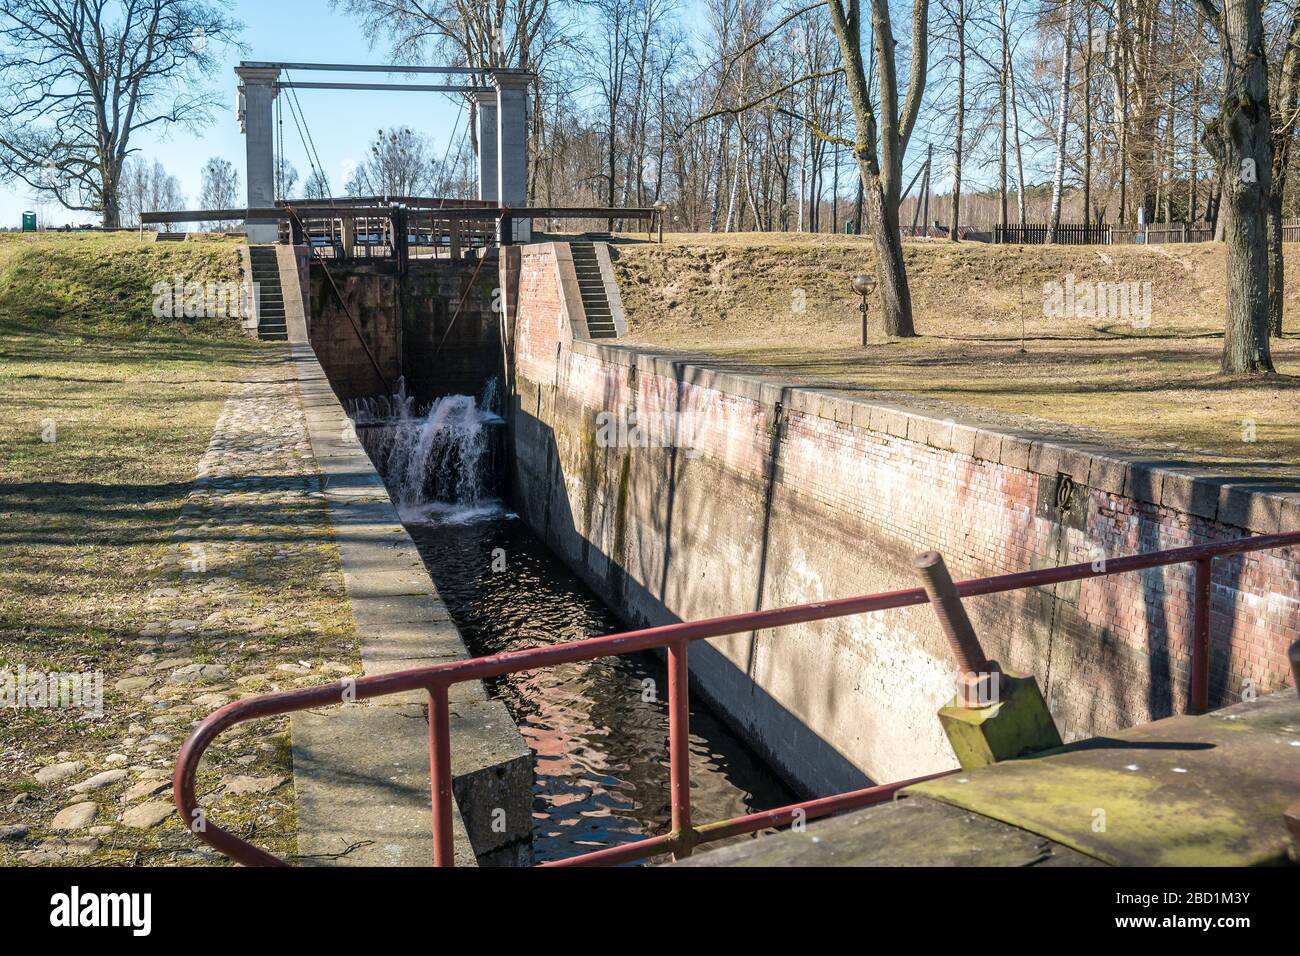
(3, 356, 359, 865)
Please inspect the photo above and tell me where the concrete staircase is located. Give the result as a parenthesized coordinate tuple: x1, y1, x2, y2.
(248, 245, 287, 341)
(569, 241, 618, 338)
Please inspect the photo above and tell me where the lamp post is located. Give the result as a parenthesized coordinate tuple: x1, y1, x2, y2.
(851, 273, 876, 345)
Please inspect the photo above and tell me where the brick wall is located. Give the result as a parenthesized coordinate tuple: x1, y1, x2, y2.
(506, 243, 1300, 795)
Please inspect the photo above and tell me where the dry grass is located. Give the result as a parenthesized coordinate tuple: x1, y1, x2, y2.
(611, 233, 1300, 473)
(0, 233, 357, 865)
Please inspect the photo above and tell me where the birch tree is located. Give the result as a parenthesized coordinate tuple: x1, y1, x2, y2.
(1046, 0, 1076, 243)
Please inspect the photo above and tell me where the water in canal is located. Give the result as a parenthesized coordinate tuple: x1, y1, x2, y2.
(351, 381, 793, 863)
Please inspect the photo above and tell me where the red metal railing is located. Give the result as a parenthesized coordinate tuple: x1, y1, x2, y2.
(173, 531, 1300, 867)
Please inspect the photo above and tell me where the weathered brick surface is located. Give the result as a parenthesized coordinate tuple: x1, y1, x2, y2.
(506, 243, 1300, 794)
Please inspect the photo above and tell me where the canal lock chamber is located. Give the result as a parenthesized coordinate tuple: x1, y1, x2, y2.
(308, 252, 791, 864)
(341, 374, 793, 864)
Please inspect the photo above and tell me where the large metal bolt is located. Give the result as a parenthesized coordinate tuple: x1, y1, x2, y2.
(915, 550, 1002, 708)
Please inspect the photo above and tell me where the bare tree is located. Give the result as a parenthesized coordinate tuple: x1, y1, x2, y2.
(1199, 0, 1274, 373)
(0, 0, 241, 227)
(827, 0, 930, 336)
(302, 168, 332, 200)
(276, 158, 299, 200)
(120, 157, 184, 229)
(1046, 0, 1076, 243)
(199, 156, 240, 229)
(346, 128, 436, 197)
(1268, 1, 1300, 337)
(945, 0, 967, 240)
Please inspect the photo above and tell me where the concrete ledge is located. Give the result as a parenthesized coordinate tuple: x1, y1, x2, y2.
(669, 795, 1103, 867)
(593, 242, 628, 337)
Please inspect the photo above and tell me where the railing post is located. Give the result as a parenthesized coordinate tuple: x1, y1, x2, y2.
(1191, 557, 1212, 714)
(428, 683, 455, 866)
(667, 638, 693, 859)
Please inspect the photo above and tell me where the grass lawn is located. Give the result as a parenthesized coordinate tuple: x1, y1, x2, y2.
(612, 233, 1300, 475)
(0, 233, 356, 865)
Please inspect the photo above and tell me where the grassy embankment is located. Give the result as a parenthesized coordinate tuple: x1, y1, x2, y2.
(613, 233, 1300, 473)
(0, 233, 355, 864)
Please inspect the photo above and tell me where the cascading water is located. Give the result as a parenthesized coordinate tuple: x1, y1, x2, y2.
(348, 378, 504, 524)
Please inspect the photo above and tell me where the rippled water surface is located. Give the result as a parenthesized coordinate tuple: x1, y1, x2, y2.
(405, 508, 793, 864)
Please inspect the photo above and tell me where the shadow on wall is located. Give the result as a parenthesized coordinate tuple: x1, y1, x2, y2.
(509, 395, 875, 798)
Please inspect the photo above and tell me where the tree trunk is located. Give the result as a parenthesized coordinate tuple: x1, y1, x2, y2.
(862, 163, 915, 336)
(998, 0, 1009, 229)
(1046, 0, 1075, 244)
(949, 0, 965, 241)
(1008, 22, 1026, 224)
(1082, 6, 1092, 224)
(1207, 0, 1275, 373)
(1268, 1, 1300, 337)
(101, 161, 122, 229)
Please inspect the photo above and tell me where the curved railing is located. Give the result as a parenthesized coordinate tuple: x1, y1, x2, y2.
(173, 531, 1300, 866)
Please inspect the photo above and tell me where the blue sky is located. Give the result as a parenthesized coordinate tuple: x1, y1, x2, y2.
(0, 0, 487, 227)
(0, 1, 955, 229)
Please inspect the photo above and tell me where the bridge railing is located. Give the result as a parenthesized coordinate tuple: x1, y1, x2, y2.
(141, 202, 663, 253)
(172, 529, 1300, 867)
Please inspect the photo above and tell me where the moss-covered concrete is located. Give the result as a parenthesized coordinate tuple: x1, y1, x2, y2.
(912, 689, 1300, 866)
(672, 690, 1299, 867)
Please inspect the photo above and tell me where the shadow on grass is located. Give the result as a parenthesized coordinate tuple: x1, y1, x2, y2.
(0, 478, 336, 550)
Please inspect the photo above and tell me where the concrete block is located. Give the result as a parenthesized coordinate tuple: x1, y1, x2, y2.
(847, 398, 878, 431)
(870, 404, 910, 439)
(784, 387, 821, 417)
(1279, 496, 1300, 534)
(760, 381, 793, 408)
(293, 704, 477, 867)
(350, 593, 455, 630)
(830, 394, 856, 426)
(1159, 470, 1222, 521)
(905, 413, 930, 444)
(1086, 453, 1128, 497)
(1027, 441, 1062, 477)
(1122, 461, 1165, 505)
(449, 698, 534, 864)
(973, 430, 1003, 463)
(1215, 482, 1295, 532)
(937, 672, 1063, 771)
(950, 423, 980, 458)
(1056, 445, 1093, 485)
(927, 417, 956, 451)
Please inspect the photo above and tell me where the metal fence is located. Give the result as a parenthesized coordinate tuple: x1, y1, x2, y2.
(172, 529, 1300, 868)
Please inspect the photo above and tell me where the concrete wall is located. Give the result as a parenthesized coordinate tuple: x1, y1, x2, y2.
(505, 241, 1300, 796)
(308, 257, 500, 402)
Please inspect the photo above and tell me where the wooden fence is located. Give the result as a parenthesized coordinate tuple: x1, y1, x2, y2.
(993, 222, 1110, 245)
(993, 218, 1300, 246)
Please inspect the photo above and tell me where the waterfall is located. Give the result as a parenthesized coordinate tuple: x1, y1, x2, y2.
(348, 377, 504, 524)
